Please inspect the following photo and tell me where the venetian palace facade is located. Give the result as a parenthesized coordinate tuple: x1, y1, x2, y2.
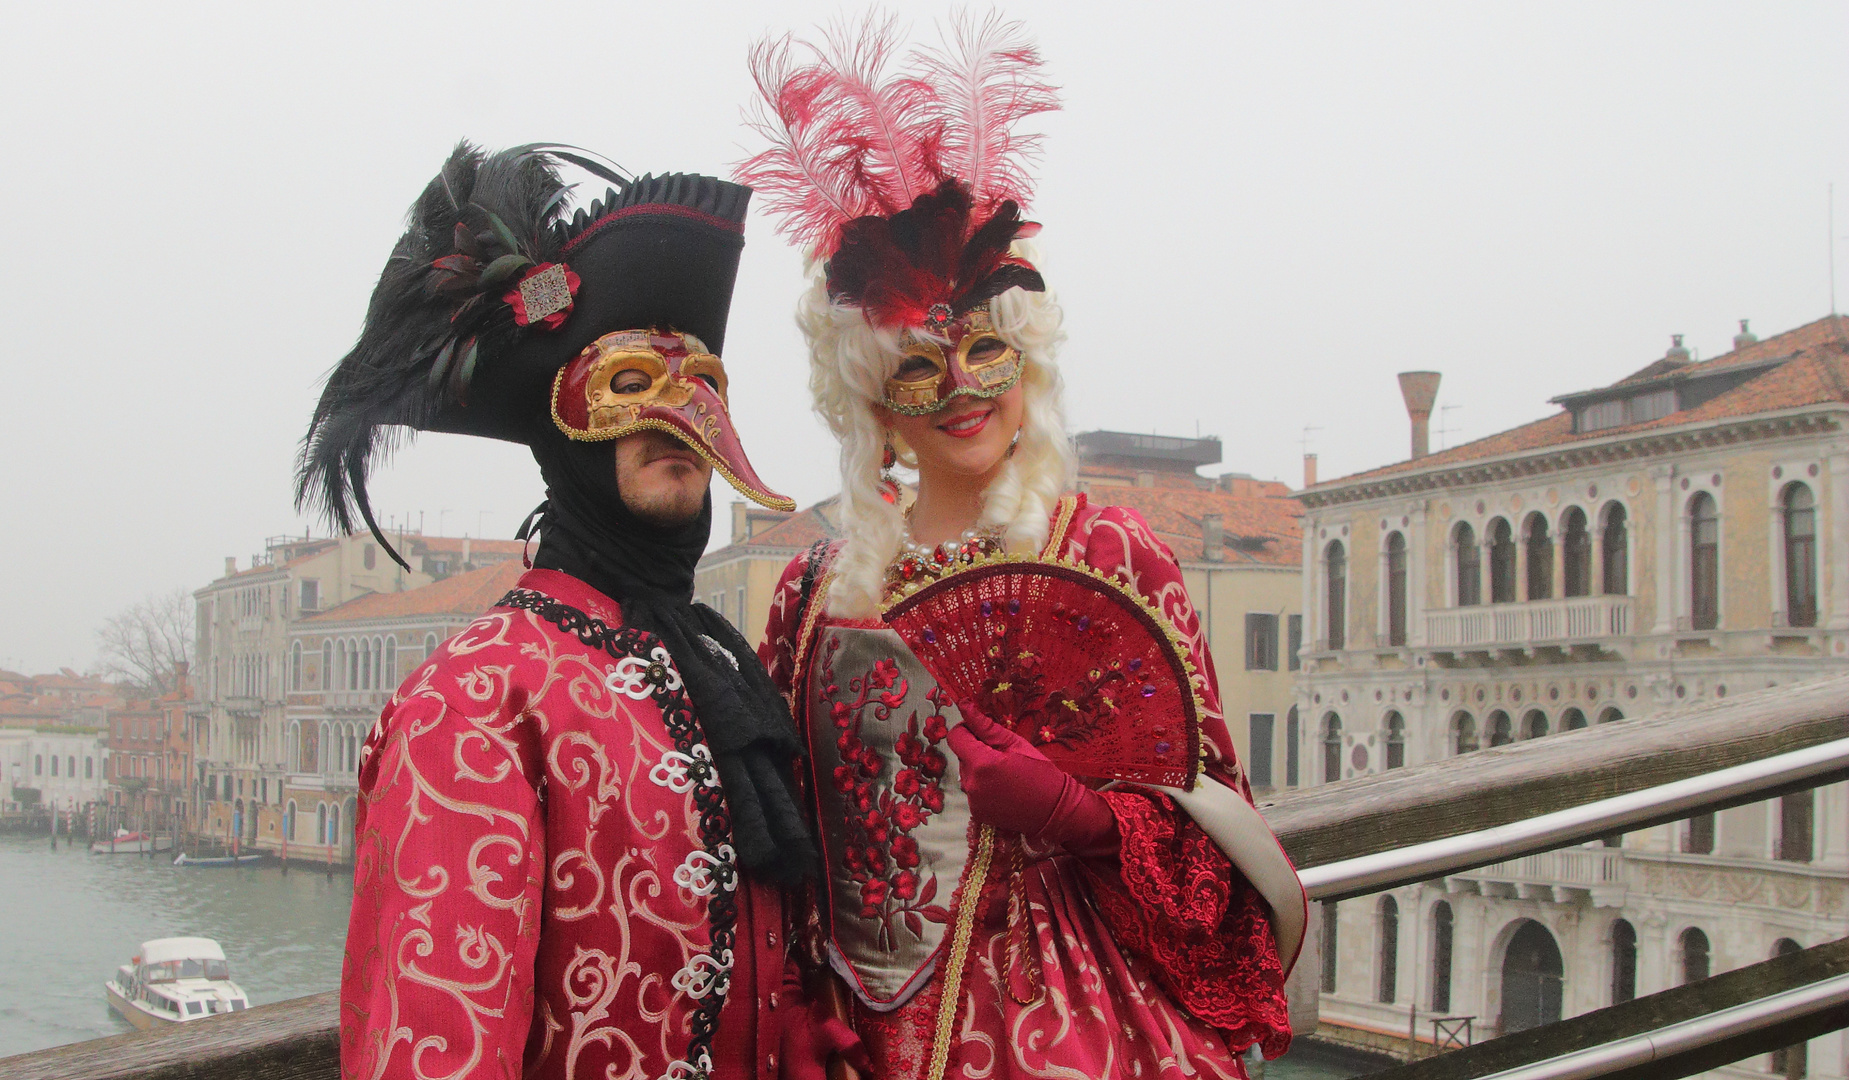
(1294, 316, 1849, 1079)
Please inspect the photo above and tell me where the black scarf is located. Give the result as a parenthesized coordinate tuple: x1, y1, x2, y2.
(526, 438, 814, 885)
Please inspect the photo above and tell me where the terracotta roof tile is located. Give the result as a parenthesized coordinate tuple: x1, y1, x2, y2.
(1083, 485, 1303, 567)
(303, 561, 526, 624)
(1326, 315, 1849, 487)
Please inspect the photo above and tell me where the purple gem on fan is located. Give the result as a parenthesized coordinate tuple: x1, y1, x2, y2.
(1077, 615, 1091, 631)
(1128, 658, 1143, 672)
(1155, 741, 1172, 754)
(980, 600, 993, 617)
(1008, 599, 1021, 615)
(922, 628, 938, 644)
(1140, 685, 1157, 698)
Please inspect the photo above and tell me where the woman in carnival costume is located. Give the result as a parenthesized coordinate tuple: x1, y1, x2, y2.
(739, 15, 1308, 1080)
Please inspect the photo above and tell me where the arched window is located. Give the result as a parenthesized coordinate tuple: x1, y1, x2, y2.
(1598, 706, 1625, 724)
(285, 801, 296, 842)
(424, 632, 438, 661)
(1561, 708, 1587, 730)
(1325, 542, 1347, 650)
(33, 754, 42, 775)
(1285, 706, 1301, 787)
(1684, 813, 1715, 855)
(364, 543, 377, 570)
(328, 802, 341, 846)
(1771, 939, 1807, 1079)
(1525, 512, 1553, 600)
(1377, 896, 1399, 1003)
(1562, 508, 1592, 597)
(290, 641, 302, 691)
(1454, 712, 1479, 755)
(1488, 710, 1512, 746)
(347, 638, 361, 690)
(1321, 902, 1339, 994)
(1501, 920, 1565, 1032)
(316, 803, 328, 844)
(85, 757, 93, 779)
(1523, 710, 1548, 740)
(1689, 493, 1719, 630)
(1489, 519, 1517, 604)
(1386, 532, 1407, 646)
(1784, 484, 1817, 628)
(1778, 790, 1814, 863)
(1454, 522, 1481, 606)
(385, 636, 397, 684)
(1385, 712, 1406, 769)
(1680, 927, 1710, 984)
(1322, 714, 1343, 784)
(49, 755, 58, 777)
(1610, 919, 1637, 1004)
(1602, 503, 1629, 595)
(321, 640, 332, 689)
(1431, 901, 1455, 1012)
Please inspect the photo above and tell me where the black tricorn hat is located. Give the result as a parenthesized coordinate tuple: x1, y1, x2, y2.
(297, 142, 750, 552)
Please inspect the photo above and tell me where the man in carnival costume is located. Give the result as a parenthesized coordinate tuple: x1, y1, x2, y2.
(300, 143, 843, 1080)
(739, 16, 1308, 1080)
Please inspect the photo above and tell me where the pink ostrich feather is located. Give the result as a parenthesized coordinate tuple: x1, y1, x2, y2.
(737, 10, 1060, 258)
(909, 12, 1059, 214)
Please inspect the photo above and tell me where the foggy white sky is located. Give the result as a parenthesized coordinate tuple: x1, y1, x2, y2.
(1, 2, 1844, 674)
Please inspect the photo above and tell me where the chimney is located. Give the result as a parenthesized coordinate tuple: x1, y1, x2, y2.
(1202, 514, 1225, 562)
(731, 500, 749, 544)
(461, 536, 471, 566)
(1733, 319, 1757, 351)
(224, 556, 236, 577)
(1397, 371, 1442, 460)
(173, 661, 189, 698)
(1303, 453, 1318, 488)
(1666, 334, 1690, 362)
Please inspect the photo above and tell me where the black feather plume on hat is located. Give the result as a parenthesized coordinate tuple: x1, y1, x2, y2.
(295, 141, 627, 566)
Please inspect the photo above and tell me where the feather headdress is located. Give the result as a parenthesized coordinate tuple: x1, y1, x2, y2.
(737, 12, 1059, 329)
(298, 141, 753, 564)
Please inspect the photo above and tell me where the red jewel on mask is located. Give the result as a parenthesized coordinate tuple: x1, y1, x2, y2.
(922, 302, 954, 333)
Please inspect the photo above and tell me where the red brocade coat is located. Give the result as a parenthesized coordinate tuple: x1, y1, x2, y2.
(760, 497, 1291, 1080)
(341, 569, 789, 1080)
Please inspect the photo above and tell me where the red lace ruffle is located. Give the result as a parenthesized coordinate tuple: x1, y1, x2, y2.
(1088, 788, 1292, 1059)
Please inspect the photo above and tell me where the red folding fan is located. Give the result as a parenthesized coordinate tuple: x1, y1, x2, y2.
(881, 556, 1204, 790)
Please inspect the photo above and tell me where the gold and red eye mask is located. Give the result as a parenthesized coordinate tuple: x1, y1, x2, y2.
(883, 305, 1024, 416)
(551, 329, 794, 511)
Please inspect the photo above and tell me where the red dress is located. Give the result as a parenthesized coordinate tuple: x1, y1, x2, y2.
(759, 497, 1291, 1080)
(341, 569, 789, 1080)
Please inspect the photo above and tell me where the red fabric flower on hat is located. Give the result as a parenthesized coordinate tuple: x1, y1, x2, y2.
(503, 262, 580, 331)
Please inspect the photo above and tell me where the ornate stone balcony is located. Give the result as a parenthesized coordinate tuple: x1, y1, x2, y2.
(1425, 595, 1632, 652)
(1445, 846, 1628, 906)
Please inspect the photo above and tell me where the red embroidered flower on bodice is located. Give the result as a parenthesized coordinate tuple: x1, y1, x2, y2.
(820, 637, 954, 945)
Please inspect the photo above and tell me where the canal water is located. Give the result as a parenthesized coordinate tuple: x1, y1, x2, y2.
(0, 832, 1377, 1077)
(0, 832, 352, 1058)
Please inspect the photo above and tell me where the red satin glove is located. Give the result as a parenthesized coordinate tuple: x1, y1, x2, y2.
(945, 705, 1119, 860)
(777, 971, 867, 1080)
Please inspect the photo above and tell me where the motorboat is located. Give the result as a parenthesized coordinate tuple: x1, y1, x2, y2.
(91, 830, 174, 855)
(172, 852, 265, 868)
(104, 937, 250, 1027)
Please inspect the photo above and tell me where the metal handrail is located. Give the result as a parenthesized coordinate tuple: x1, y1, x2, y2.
(1468, 972, 1849, 1080)
(1300, 736, 1849, 900)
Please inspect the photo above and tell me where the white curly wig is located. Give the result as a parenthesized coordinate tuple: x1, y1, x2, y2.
(796, 241, 1075, 617)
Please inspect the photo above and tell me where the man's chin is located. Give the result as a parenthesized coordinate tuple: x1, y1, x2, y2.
(622, 489, 709, 529)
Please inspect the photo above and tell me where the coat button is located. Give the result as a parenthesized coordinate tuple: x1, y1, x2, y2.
(767, 1053, 777, 1072)
(766, 931, 777, 948)
(768, 991, 779, 1010)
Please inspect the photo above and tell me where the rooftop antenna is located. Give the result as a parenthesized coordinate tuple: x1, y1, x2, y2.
(1298, 424, 1322, 456)
(1832, 182, 1839, 315)
(1438, 404, 1464, 450)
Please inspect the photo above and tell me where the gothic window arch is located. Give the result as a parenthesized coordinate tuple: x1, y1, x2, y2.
(1487, 710, 1513, 746)
(1453, 712, 1479, 755)
(1561, 707, 1587, 730)
(1453, 522, 1481, 607)
(1601, 502, 1629, 595)
(1377, 896, 1399, 1003)
(1286, 705, 1301, 787)
(1324, 541, 1347, 650)
(1385, 532, 1407, 646)
(1524, 512, 1553, 600)
(1679, 927, 1711, 984)
(1610, 919, 1637, 1004)
(1561, 507, 1592, 597)
(1322, 713, 1343, 784)
(1689, 492, 1720, 630)
(1489, 519, 1517, 604)
(1598, 706, 1625, 724)
(1430, 901, 1455, 1012)
(1523, 709, 1548, 740)
(1783, 483, 1817, 628)
(1385, 712, 1406, 769)
(1770, 939, 1807, 1079)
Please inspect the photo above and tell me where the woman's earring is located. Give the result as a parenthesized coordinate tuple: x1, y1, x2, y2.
(880, 439, 902, 504)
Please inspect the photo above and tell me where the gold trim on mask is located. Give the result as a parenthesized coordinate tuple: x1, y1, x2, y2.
(882, 306, 1023, 416)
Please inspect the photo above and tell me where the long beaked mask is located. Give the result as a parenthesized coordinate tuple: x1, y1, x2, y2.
(883, 305, 1024, 416)
(552, 329, 795, 511)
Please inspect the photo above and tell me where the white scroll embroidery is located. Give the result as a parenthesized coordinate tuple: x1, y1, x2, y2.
(672, 843, 737, 896)
(661, 1051, 713, 1080)
(669, 950, 734, 1001)
(648, 743, 718, 793)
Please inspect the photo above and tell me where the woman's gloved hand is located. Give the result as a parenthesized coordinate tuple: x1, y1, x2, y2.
(945, 703, 1119, 860)
(778, 970, 867, 1080)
